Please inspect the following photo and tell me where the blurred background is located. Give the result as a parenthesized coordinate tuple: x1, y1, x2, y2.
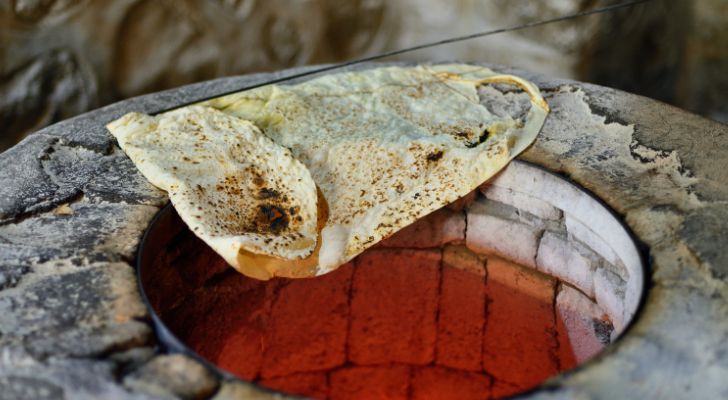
(1, 0, 727, 152)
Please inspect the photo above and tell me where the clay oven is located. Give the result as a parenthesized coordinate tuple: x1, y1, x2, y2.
(1, 63, 725, 400)
(139, 161, 644, 399)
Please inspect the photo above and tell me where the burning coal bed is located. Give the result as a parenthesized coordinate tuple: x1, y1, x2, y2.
(139, 161, 644, 400)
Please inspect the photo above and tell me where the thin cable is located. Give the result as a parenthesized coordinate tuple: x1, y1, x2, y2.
(156, 0, 652, 113)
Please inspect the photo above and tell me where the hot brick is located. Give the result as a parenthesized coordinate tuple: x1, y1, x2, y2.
(329, 365, 410, 400)
(349, 249, 440, 365)
(436, 249, 486, 371)
(259, 263, 353, 378)
(258, 372, 328, 399)
(490, 380, 524, 399)
(483, 257, 559, 389)
(411, 366, 491, 400)
(182, 274, 275, 381)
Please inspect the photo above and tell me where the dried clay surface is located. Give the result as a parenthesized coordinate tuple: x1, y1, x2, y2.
(0, 63, 727, 399)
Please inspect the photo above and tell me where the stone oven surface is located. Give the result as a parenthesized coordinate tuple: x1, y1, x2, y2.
(0, 63, 727, 399)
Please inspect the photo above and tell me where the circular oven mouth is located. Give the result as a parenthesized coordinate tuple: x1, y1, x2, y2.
(137, 160, 646, 400)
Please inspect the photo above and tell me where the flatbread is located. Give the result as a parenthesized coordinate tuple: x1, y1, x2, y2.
(108, 64, 549, 279)
(107, 106, 319, 280)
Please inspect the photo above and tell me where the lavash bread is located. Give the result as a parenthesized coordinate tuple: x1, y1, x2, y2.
(107, 106, 319, 280)
(108, 64, 548, 280)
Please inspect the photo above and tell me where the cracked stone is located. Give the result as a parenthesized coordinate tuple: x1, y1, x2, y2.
(211, 379, 285, 400)
(36, 141, 166, 207)
(0, 202, 159, 262)
(84, 152, 167, 205)
(0, 265, 30, 291)
(0, 347, 151, 400)
(109, 347, 158, 377)
(123, 354, 219, 400)
(680, 204, 728, 279)
(0, 134, 64, 222)
(39, 141, 107, 194)
(581, 83, 728, 203)
(0, 261, 150, 358)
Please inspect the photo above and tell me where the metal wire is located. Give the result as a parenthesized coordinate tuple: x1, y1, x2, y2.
(157, 0, 653, 113)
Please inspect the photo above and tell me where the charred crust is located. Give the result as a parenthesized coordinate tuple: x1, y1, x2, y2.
(257, 187, 281, 199)
(426, 150, 444, 162)
(255, 204, 290, 233)
(465, 128, 490, 148)
(479, 128, 491, 144)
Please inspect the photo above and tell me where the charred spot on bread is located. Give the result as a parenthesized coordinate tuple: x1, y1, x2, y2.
(255, 204, 290, 233)
(426, 150, 444, 162)
(258, 187, 281, 199)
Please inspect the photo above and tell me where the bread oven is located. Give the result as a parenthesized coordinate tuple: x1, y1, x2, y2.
(139, 160, 644, 399)
(1, 63, 725, 400)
